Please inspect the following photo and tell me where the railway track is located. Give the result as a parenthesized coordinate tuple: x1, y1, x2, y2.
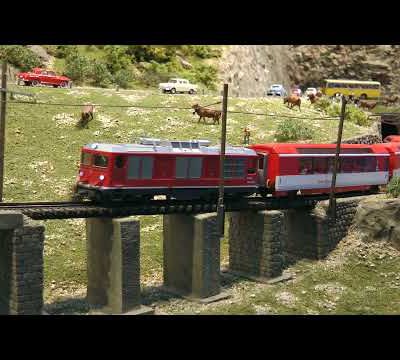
(0, 191, 371, 220)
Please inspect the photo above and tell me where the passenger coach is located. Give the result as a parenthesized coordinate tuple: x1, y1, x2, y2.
(249, 143, 390, 197)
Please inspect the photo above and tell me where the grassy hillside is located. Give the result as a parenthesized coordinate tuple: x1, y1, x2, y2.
(4, 84, 389, 314)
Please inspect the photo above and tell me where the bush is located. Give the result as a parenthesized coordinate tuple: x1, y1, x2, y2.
(314, 97, 371, 127)
(89, 61, 113, 88)
(0, 45, 42, 71)
(387, 176, 400, 198)
(113, 68, 134, 89)
(103, 46, 131, 73)
(192, 63, 218, 90)
(64, 52, 91, 83)
(275, 118, 315, 142)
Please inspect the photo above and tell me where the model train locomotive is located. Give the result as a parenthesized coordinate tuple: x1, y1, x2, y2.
(74, 137, 400, 203)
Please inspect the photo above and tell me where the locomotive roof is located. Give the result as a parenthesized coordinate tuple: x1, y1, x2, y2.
(83, 143, 257, 156)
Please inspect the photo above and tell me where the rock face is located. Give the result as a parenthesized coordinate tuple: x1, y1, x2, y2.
(354, 198, 400, 250)
(218, 45, 400, 97)
(286, 45, 400, 95)
(218, 45, 292, 98)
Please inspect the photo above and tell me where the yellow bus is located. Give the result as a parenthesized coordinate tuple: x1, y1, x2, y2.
(322, 79, 381, 99)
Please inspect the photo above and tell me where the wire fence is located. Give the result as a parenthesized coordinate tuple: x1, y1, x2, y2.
(2, 89, 396, 122)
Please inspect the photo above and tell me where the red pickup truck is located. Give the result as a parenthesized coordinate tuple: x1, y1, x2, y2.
(16, 68, 72, 88)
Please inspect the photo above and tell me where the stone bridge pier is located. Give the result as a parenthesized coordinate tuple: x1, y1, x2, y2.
(0, 212, 44, 315)
(228, 197, 364, 280)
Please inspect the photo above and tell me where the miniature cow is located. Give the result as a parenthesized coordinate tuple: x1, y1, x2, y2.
(192, 104, 222, 125)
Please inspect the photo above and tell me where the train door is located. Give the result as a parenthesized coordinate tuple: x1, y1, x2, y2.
(257, 153, 268, 186)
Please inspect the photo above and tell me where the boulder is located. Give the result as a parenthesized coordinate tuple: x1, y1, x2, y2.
(354, 198, 400, 250)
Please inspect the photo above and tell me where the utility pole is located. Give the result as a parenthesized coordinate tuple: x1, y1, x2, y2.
(0, 61, 7, 202)
(217, 84, 228, 239)
(328, 95, 347, 219)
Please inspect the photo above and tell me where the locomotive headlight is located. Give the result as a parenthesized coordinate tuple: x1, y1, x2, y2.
(79, 171, 84, 177)
(99, 175, 105, 181)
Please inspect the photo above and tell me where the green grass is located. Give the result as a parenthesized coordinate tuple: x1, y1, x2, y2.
(3, 84, 381, 310)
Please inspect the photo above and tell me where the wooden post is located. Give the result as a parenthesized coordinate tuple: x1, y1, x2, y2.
(328, 95, 347, 218)
(0, 61, 7, 202)
(217, 84, 228, 238)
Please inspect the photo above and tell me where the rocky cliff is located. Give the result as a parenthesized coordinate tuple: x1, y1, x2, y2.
(218, 45, 400, 97)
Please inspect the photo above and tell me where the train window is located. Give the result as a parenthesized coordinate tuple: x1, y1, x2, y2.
(128, 156, 141, 179)
(81, 152, 92, 166)
(188, 157, 202, 178)
(93, 155, 108, 168)
(176, 157, 203, 178)
(181, 142, 191, 149)
(115, 156, 124, 168)
(176, 157, 188, 178)
(141, 157, 154, 179)
(127, 156, 154, 179)
(299, 158, 313, 175)
(313, 158, 328, 174)
(171, 142, 180, 149)
(341, 158, 355, 173)
(364, 157, 377, 172)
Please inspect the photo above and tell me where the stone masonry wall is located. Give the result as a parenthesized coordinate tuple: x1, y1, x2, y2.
(0, 216, 44, 315)
(229, 210, 286, 279)
(285, 197, 364, 261)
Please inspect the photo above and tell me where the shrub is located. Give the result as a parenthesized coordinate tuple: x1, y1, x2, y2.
(0, 45, 42, 71)
(103, 46, 131, 73)
(89, 61, 113, 88)
(275, 118, 315, 142)
(113, 68, 134, 89)
(314, 97, 371, 127)
(64, 52, 91, 83)
(387, 176, 400, 198)
(192, 63, 218, 90)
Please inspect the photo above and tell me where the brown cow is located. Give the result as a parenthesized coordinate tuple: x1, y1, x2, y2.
(383, 95, 398, 105)
(307, 93, 318, 104)
(77, 104, 95, 129)
(283, 95, 301, 110)
(192, 104, 221, 124)
(358, 100, 377, 110)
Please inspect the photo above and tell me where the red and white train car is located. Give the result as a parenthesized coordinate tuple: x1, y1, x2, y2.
(375, 142, 400, 178)
(249, 143, 390, 197)
(76, 139, 258, 202)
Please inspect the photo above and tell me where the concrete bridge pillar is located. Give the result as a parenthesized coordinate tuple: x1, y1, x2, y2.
(86, 217, 153, 315)
(163, 213, 229, 302)
(0, 212, 44, 315)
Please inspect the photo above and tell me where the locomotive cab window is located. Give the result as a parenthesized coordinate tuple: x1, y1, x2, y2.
(93, 155, 109, 168)
(81, 152, 92, 166)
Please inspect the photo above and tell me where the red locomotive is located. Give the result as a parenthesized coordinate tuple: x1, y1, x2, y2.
(74, 137, 399, 203)
(75, 138, 258, 202)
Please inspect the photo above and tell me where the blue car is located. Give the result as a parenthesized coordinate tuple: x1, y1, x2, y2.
(266, 84, 287, 97)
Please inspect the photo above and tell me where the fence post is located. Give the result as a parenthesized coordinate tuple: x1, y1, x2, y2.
(328, 95, 347, 219)
(217, 84, 228, 239)
(0, 61, 7, 202)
